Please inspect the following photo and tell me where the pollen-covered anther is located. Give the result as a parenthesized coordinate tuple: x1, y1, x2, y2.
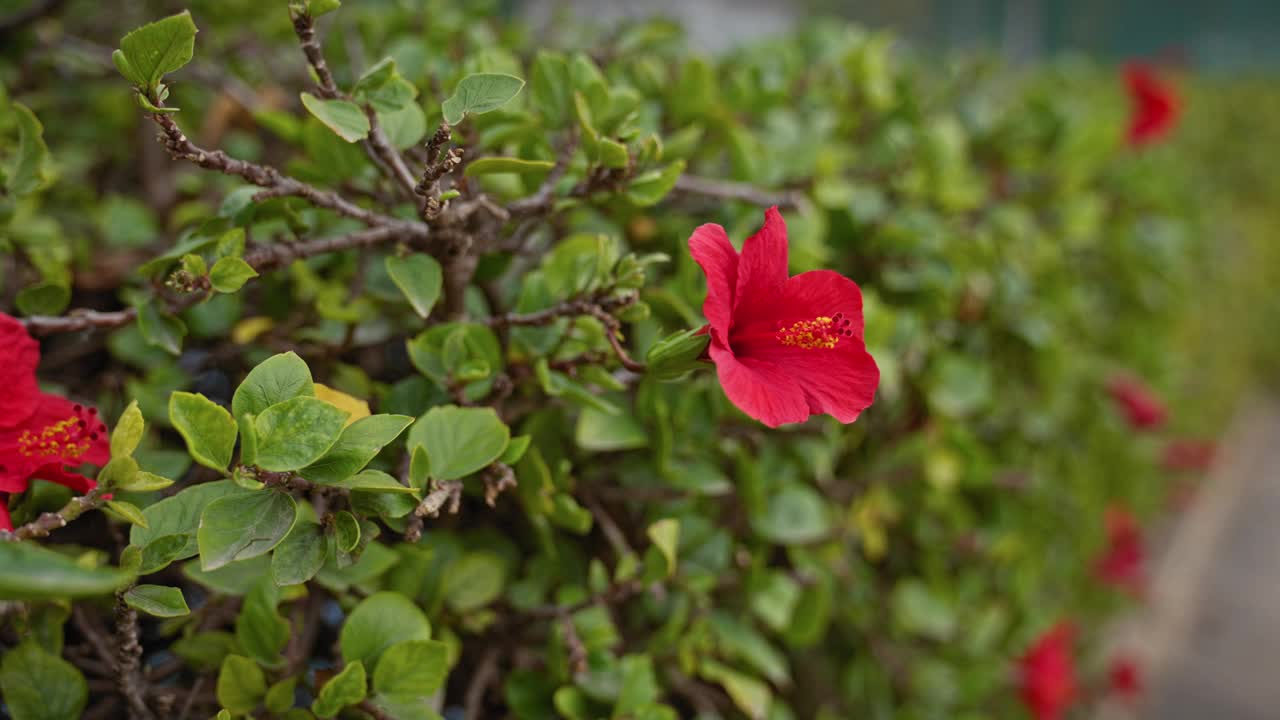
(16, 405, 99, 462)
(776, 313, 848, 350)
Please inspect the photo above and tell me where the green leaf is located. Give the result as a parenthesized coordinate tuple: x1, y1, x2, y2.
(197, 491, 298, 571)
(750, 484, 831, 545)
(891, 579, 956, 641)
(0, 642, 88, 720)
(217, 655, 266, 715)
(232, 351, 315, 419)
(302, 414, 413, 484)
(378, 102, 428, 149)
(408, 405, 509, 481)
(615, 655, 661, 716)
(308, 0, 341, 16)
(340, 592, 432, 671)
(643, 518, 679, 582)
(106, 499, 149, 528)
(254, 396, 350, 471)
(464, 157, 556, 177)
(627, 160, 685, 207)
(237, 578, 290, 667)
(928, 355, 992, 417)
(443, 551, 506, 613)
(169, 391, 237, 471)
(530, 51, 572, 125)
(271, 520, 328, 586)
(7, 103, 49, 196)
(124, 584, 190, 617)
(325, 470, 418, 495)
(238, 412, 259, 467)
(374, 640, 449, 697)
(116, 471, 175, 493)
(353, 58, 418, 113)
(301, 92, 370, 143)
(111, 400, 145, 457)
(575, 406, 647, 451)
(500, 435, 531, 464)
(116, 11, 198, 89)
(137, 534, 188, 575)
(136, 301, 186, 355)
(266, 676, 298, 714)
(130, 481, 248, 559)
(699, 660, 771, 720)
(173, 631, 238, 672)
(335, 511, 361, 553)
(98, 456, 140, 491)
(0, 542, 132, 601)
(386, 254, 443, 319)
(209, 256, 258, 293)
(441, 73, 525, 125)
(15, 282, 70, 316)
(312, 660, 367, 718)
(598, 138, 629, 169)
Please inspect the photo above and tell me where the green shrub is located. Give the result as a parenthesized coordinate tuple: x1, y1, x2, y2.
(0, 2, 1263, 719)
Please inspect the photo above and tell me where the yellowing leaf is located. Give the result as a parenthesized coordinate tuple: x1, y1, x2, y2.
(232, 316, 274, 345)
(314, 384, 371, 427)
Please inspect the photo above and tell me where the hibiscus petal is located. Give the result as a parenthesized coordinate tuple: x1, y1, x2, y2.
(0, 314, 41, 429)
(30, 464, 98, 495)
(734, 207, 788, 319)
(780, 270, 866, 339)
(27, 393, 111, 467)
(688, 223, 738, 335)
(0, 497, 10, 532)
(709, 341, 809, 428)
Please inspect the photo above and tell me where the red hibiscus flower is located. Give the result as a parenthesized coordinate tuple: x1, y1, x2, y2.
(688, 207, 879, 427)
(1162, 438, 1216, 473)
(1018, 622, 1077, 720)
(0, 313, 109, 531)
(1095, 506, 1146, 595)
(1108, 656, 1143, 700)
(1124, 63, 1179, 147)
(1106, 374, 1167, 430)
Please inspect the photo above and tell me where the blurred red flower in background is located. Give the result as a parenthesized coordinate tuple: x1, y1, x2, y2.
(689, 207, 879, 427)
(1096, 506, 1146, 595)
(0, 314, 109, 531)
(1108, 656, 1144, 700)
(1107, 375, 1167, 430)
(1162, 438, 1216, 473)
(1018, 622, 1078, 720)
(1124, 63, 1179, 146)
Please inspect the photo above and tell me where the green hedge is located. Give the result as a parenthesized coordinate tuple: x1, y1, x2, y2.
(0, 2, 1265, 719)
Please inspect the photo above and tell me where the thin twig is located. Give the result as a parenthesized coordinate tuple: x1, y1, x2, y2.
(673, 173, 804, 209)
(115, 589, 156, 720)
(463, 647, 501, 720)
(0, 487, 106, 541)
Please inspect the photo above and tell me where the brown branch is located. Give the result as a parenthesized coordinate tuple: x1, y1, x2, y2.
(115, 589, 156, 720)
(487, 291, 646, 371)
(21, 226, 408, 336)
(505, 132, 579, 217)
(464, 647, 501, 720)
(673, 173, 803, 209)
(151, 113, 422, 235)
(0, 487, 106, 540)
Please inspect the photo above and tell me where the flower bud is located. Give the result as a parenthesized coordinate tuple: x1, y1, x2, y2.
(645, 327, 711, 382)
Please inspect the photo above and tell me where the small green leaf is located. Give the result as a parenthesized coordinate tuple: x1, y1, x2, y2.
(124, 584, 190, 617)
(209, 256, 258, 293)
(442, 551, 506, 613)
(500, 435, 531, 464)
(232, 351, 315, 419)
(238, 412, 259, 467)
(598, 138, 629, 169)
(750, 484, 831, 545)
(271, 520, 327, 586)
(627, 160, 685, 207)
(441, 73, 525, 125)
(116, 471, 175, 493)
(236, 578, 290, 667)
(254, 396, 350, 471)
(169, 392, 237, 471)
(265, 676, 298, 714)
(464, 157, 556, 176)
(98, 456, 141, 491)
(111, 400, 145, 457)
(575, 406, 647, 451)
(325, 470, 418, 495)
(137, 534, 188, 575)
(385, 254, 443, 319)
(0, 642, 88, 720)
(116, 11, 198, 90)
(312, 660, 367, 718)
(699, 659, 771, 720)
(353, 58, 418, 113)
(14, 282, 70, 316)
(106, 500, 149, 528)
(197, 491, 298, 571)
(308, 0, 341, 16)
(217, 655, 266, 715)
(373, 640, 449, 697)
(340, 592, 432, 670)
(335, 511, 361, 553)
(407, 405, 509, 481)
(130, 481, 248, 559)
(136, 302, 186, 355)
(530, 51, 572, 125)
(301, 92, 370, 142)
(643, 518, 680, 582)
(0, 543, 132, 600)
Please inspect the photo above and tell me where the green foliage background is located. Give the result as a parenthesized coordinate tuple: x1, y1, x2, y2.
(1, 1, 1277, 718)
